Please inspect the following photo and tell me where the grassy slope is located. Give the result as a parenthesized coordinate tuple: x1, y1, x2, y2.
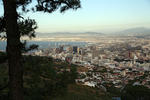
(52, 84, 111, 100)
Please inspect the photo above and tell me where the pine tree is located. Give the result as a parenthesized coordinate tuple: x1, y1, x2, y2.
(0, 0, 81, 100)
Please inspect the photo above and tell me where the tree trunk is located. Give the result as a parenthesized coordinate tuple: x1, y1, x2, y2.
(2, 0, 23, 100)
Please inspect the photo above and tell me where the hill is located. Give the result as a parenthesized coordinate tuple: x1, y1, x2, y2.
(36, 32, 104, 38)
(114, 27, 150, 36)
(52, 84, 110, 100)
(0, 52, 110, 100)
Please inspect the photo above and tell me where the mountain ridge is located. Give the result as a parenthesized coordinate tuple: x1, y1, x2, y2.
(114, 27, 150, 36)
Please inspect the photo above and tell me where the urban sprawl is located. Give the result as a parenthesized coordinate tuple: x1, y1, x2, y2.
(24, 36, 150, 92)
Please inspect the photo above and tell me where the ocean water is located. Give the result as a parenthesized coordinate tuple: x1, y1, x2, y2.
(0, 41, 87, 51)
(0, 41, 6, 51)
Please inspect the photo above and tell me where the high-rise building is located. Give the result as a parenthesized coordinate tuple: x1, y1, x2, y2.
(77, 47, 80, 54)
(77, 48, 84, 55)
(59, 45, 64, 53)
(73, 46, 78, 54)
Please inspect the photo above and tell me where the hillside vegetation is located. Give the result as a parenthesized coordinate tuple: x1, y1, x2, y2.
(0, 52, 111, 100)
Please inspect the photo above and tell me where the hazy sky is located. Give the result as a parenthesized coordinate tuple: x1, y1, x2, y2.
(1, 0, 150, 33)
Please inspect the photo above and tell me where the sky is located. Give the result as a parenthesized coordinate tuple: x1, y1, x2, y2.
(1, 0, 150, 33)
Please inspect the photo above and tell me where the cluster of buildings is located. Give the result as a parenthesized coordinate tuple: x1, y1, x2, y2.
(26, 37, 150, 91)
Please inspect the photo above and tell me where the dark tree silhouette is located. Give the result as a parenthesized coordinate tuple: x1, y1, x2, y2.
(0, 0, 81, 100)
(0, 16, 38, 60)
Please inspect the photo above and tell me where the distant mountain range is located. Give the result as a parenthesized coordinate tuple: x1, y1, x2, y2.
(114, 27, 150, 36)
(36, 32, 104, 38)
(36, 27, 150, 38)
